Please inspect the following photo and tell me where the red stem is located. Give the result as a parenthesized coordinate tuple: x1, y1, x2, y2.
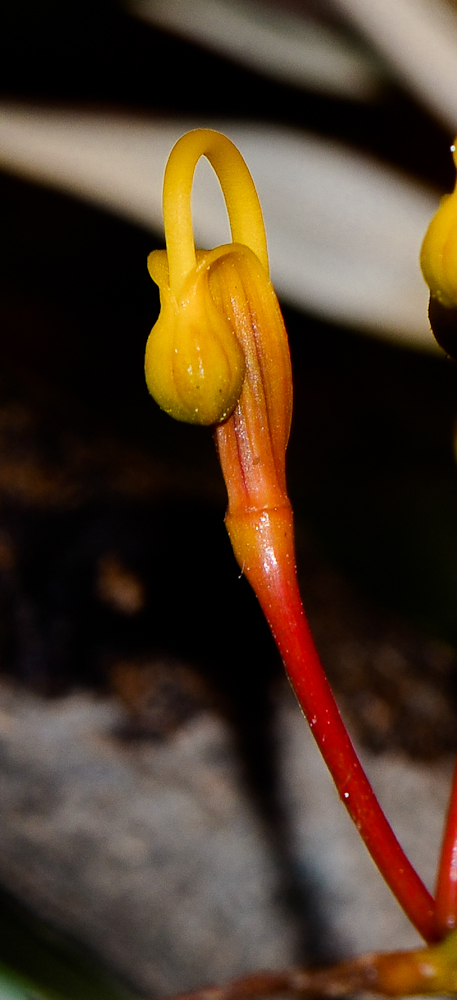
(435, 757, 457, 936)
(246, 528, 437, 942)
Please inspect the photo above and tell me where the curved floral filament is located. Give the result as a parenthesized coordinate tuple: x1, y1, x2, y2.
(162, 128, 268, 299)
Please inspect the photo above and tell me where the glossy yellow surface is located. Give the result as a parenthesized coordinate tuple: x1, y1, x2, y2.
(145, 247, 245, 425)
(421, 143, 457, 309)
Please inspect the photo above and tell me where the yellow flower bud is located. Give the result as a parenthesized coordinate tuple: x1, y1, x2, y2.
(145, 247, 245, 425)
(145, 128, 269, 426)
(421, 143, 457, 310)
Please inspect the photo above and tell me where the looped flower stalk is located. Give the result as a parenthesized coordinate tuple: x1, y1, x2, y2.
(145, 128, 436, 943)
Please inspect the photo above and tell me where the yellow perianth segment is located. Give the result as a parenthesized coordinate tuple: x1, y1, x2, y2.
(145, 245, 246, 425)
(162, 129, 269, 300)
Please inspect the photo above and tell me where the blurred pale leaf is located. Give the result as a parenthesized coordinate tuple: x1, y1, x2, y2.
(0, 105, 437, 348)
(128, 0, 383, 99)
(333, 0, 457, 129)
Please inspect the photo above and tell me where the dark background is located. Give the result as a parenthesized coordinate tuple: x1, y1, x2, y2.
(0, 0, 456, 728)
(1, 1, 457, 991)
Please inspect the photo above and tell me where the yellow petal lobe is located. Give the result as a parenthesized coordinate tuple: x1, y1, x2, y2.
(145, 247, 245, 425)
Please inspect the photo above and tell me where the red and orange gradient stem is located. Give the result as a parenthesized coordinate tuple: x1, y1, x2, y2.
(435, 759, 457, 936)
(421, 142, 457, 940)
(216, 492, 436, 943)
(146, 128, 439, 944)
